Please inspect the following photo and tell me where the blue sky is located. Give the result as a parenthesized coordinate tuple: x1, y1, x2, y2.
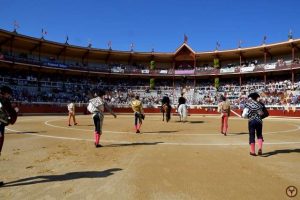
(0, 0, 299, 52)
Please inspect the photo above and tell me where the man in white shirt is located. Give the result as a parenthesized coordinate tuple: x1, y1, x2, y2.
(67, 101, 77, 126)
(88, 90, 117, 147)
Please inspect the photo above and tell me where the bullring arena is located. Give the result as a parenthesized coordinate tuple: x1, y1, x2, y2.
(0, 113, 299, 199)
(1, 27, 300, 200)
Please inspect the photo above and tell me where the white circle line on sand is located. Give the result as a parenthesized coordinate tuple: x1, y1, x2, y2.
(44, 118, 300, 136)
(5, 127, 129, 143)
(44, 119, 130, 134)
(5, 127, 300, 146)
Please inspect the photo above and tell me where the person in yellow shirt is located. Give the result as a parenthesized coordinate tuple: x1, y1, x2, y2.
(131, 95, 144, 133)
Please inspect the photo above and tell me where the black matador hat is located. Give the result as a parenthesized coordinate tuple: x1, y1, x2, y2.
(248, 92, 260, 100)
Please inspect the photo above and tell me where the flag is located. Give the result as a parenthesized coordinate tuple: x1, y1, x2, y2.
(13, 20, 20, 30)
(216, 41, 220, 50)
(184, 34, 188, 43)
(88, 39, 92, 47)
(288, 29, 293, 39)
(42, 28, 47, 37)
(130, 43, 134, 50)
(263, 35, 267, 44)
(238, 40, 242, 48)
(108, 40, 112, 49)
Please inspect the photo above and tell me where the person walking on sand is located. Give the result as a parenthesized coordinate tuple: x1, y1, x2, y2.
(67, 100, 78, 126)
(130, 95, 144, 133)
(87, 90, 117, 148)
(217, 95, 231, 136)
(242, 92, 266, 156)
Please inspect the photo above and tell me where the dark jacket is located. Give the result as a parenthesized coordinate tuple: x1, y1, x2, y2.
(0, 97, 17, 125)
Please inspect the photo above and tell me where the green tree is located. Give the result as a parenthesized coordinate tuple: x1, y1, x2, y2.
(214, 77, 219, 89)
(150, 78, 155, 89)
(213, 58, 220, 68)
(150, 60, 156, 70)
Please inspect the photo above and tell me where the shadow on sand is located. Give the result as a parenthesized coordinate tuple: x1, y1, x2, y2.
(261, 148, 300, 157)
(143, 130, 178, 134)
(227, 132, 248, 136)
(2, 168, 122, 187)
(68, 124, 93, 127)
(188, 121, 204, 124)
(173, 120, 204, 124)
(7, 131, 47, 134)
(104, 142, 163, 147)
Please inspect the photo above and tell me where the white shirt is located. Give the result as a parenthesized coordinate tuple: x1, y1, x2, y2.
(67, 103, 75, 112)
(88, 97, 104, 113)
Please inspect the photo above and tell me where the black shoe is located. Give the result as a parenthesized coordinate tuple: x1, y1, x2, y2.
(74, 123, 78, 125)
(95, 143, 102, 148)
(68, 124, 71, 126)
(250, 152, 257, 156)
(0, 181, 4, 187)
(136, 130, 140, 134)
(257, 149, 262, 156)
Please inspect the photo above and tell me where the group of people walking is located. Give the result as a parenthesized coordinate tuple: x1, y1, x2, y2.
(0, 86, 270, 187)
(218, 92, 268, 156)
(70, 90, 268, 156)
(0, 86, 269, 173)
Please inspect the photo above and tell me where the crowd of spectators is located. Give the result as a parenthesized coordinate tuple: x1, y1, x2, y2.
(1, 50, 300, 109)
(1, 69, 300, 110)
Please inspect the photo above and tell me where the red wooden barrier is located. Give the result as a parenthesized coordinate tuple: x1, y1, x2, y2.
(15, 103, 300, 117)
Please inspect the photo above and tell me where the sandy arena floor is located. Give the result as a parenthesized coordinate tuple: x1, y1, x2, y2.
(0, 114, 299, 200)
